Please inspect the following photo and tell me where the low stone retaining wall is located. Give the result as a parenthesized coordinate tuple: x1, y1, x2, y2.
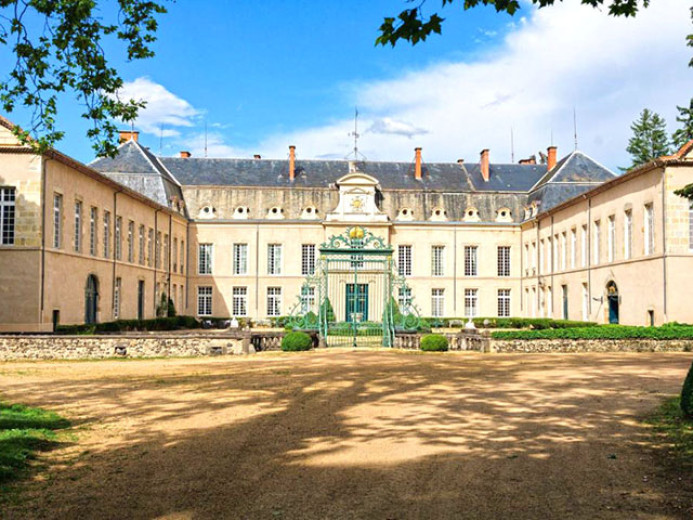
(491, 338, 693, 353)
(0, 334, 251, 360)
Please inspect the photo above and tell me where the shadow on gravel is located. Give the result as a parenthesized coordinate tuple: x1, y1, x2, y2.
(1, 352, 692, 519)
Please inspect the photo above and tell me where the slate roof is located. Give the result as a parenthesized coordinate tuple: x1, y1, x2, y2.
(89, 140, 184, 208)
(158, 157, 547, 193)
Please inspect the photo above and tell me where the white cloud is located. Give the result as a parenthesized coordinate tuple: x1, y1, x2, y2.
(367, 117, 429, 138)
(117, 77, 200, 135)
(242, 0, 691, 169)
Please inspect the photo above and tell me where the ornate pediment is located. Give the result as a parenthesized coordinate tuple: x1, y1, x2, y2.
(326, 171, 388, 223)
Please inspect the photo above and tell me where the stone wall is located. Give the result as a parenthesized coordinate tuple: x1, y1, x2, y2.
(491, 338, 693, 353)
(0, 335, 250, 361)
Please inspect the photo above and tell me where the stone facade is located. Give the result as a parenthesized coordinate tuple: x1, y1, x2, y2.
(491, 338, 693, 353)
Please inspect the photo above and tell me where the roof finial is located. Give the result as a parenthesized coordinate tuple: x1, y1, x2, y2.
(573, 107, 578, 151)
(346, 107, 366, 160)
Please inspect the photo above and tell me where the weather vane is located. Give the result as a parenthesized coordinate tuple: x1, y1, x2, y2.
(346, 107, 366, 161)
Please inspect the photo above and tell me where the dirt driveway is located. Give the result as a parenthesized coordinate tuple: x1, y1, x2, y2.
(0, 350, 692, 519)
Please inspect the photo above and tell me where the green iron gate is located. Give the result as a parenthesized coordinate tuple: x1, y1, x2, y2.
(287, 226, 420, 347)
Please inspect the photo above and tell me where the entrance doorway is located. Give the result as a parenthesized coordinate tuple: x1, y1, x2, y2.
(137, 280, 145, 320)
(346, 283, 369, 322)
(606, 281, 619, 324)
(85, 275, 99, 324)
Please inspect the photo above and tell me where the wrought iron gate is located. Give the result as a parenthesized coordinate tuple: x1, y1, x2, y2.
(287, 226, 420, 347)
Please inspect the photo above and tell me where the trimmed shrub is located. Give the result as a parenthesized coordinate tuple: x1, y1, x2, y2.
(682, 359, 693, 418)
(281, 331, 313, 352)
(55, 316, 201, 335)
(420, 334, 449, 352)
(492, 325, 693, 341)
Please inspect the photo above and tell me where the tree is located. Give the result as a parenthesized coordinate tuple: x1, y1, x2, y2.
(377, 1, 693, 67)
(672, 98, 693, 150)
(0, 0, 167, 157)
(624, 108, 671, 169)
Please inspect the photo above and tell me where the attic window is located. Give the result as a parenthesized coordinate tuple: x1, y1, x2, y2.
(429, 207, 447, 222)
(301, 206, 319, 220)
(198, 206, 216, 219)
(463, 207, 480, 222)
(396, 207, 414, 221)
(233, 206, 250, 220)
(267, 206, 285, 220)
(496, 208, 512, 222)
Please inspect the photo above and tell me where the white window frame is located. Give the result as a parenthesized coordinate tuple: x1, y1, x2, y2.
(582, 283, 589, 321)
(89, 207, 97, 256)
(302, 244, 316, 275)
(127, 221, 134, 263)
(197, 286, 213, 316)
(114, 216, 122, 261)
(560, 233, 567, 271)
(581, 225, 588, 267)
(180, 240, 185, 273)
(570, 229, 576, 269)
(267, 287, 282, 317)
(398, 245, 412, 276)
(114, 277, 121, 319)
(644, 203, 654, 255)
(233, 243, 248, 275)
(232, 286, 248, 317)
(624, 210, 632, 260)
(155, 231, 162, 269)
(431, 288, 445, 318)
(464, 288, 478, 318)
(103, 211, 110, 258)
(607, 215, 615, 263)
(53, 193, 62, 249)
(497, 246, 510, 277)
(593, 220, 601, 265)
(398, 287, 412, 314)
(147, 228, 154, 267)
(74, 200, 82, 252)
(464, 246, 478, 276)
(267, 244, 282, 275)
(498, 289, 511, 317)
(300, 286, 315, 314)
(432, 245, 445, 277)
(0, 187, 16, 245)
(173, 237, 178, 272)
(198, 243, 213, 275)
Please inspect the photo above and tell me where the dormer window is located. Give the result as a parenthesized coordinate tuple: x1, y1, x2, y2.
(301, 206, 319, 220)
(267, 206, 285, 220)
(396, 207, 414, 221)
(496, 208, 512, 222)
(430, 207, 447, 222)
(233, 206, 250, 220)
(198, 206, 216, 219)
(463, 207, 480, 222)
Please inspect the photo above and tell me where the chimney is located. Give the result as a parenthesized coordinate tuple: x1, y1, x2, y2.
(119, 130, 139, 143)
(289, 145, 296, 181)
(457, 158, 464, 165)
(480, 149, 490, 182)
(179, 151, 191, 158)
(253, 154, 261, 160)
(519, 155, 537, 165)
(414, 147, 422, 180)
(547, 146, 557, 171)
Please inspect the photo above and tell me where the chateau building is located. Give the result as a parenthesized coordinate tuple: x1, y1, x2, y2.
(1, 113, 692, 332)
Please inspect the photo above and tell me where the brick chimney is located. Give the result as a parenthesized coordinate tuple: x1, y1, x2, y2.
(547, 146, 557, 171)
(480, 149, 490, 182)
(414, 147, 422, 180)
(119, 130, 139, 143)
(289, 145, 296, 181)
(179, 151, 191, 158)
(253, 154, 261, 160)
(519, 155, 537, 165)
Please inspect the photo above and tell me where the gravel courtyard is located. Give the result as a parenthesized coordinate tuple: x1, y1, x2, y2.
(1, 350, 692, 519)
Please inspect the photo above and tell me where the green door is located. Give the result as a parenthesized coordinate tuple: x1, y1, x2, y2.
(346, 283, 368, 322)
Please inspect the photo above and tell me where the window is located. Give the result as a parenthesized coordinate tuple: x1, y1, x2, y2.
(398, 245, 412, 276)
(138, 225, 145, 265)
(147, 228, 154, 267)
(173, 238, 178, 272)
(432, 245, 445, 276)
(398, 287, 412, 314)
(644, 203, 654, 255)
(582, 283, 589, 321)
(552, 235, 558, 273)
(232, 243, 248, 275)
(267, 244, 282, 275)
(180, 240, 185, 273)
(233, 287, 248, 316)
(0, 187, 15, 245)
(570, 229, 577, 269)
(546, 238, 551, 273)
(89, 207, 97, 256)
(73, 201, 82, 252)
(497, 246, 510, 277)
(561, 285, 568, 320)
(114, 277, 121, 319)
(127, 221, 134, 263)
(155, 232, 162, 268)
(431, 289, 444, 317)
(464, 289, 478, 318)
(300, 286, 315, 314)
(498, 289, 511, 317)
(114, 216, 122, 260)
(560, 233, 567, 271)
(524, 243, 529, 274)
(464, 246, 478, 276)
(531, 242, 537, 271)
(198, 243, 213, 274)
(581, 225, 588, 267)
(197, 286, 213, 316)
(539, 239, 545, 273)
(103, 211, 111, 258)
(624, 210, 632, 259)
(593, 220, 600, 264)
(163, 234, 169, 270)
(267, 287, 282, 316)
(52, 193, 62, 248)
(607, 215, 615, 262)
(302, 244, 316, 275)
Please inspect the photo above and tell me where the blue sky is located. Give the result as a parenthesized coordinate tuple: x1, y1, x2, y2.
(1, 0, 691, 169)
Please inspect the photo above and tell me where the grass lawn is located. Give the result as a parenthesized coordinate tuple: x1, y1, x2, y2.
(0, 402, 70, 484)
(649, 397, 693, 471)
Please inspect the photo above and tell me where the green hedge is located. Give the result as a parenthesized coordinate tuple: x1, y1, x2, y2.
(422, 317, 597, 329)
(420, 334, 449, 352)
(492, 325, 693, 341)
(682, 359, 693, 418)
(281, 331, 313, 352)
(56, 315, 201, 335)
